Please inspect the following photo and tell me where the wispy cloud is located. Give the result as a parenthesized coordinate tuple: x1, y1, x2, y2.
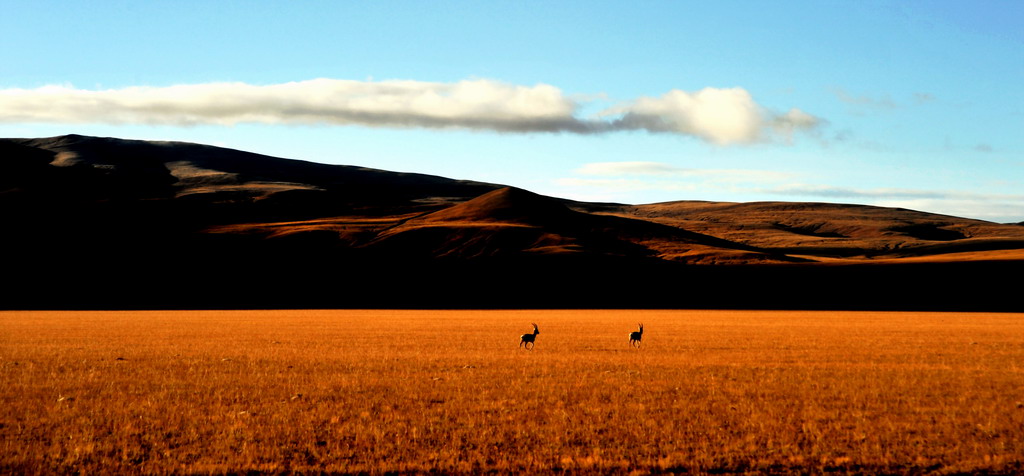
(558, 163, 1024, 222)
(832, 88, 938, 113)
(762, 184, 1024, 222)
(0, 78, 822, 145)
(912, 92, 936, 104)
(764, 184, 1024, 202)
(576, 161, 698, 176)
(574, 161, 793, 182)
(762, 184, 953, 200)
(555, 177, 701, 194)
(556, 161, 796, 200)
(832, 88, 898, 111)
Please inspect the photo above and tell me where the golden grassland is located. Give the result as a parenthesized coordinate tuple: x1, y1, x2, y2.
(2, 310, 1024, 474)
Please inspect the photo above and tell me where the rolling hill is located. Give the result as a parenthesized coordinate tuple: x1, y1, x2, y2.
(2, 134, 1021, 310)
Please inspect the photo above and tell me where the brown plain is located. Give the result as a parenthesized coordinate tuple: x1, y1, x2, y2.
(3, 310, 1024, 474)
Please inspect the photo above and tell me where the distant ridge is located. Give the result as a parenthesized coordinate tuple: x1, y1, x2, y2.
(1, 134, 1021, 311)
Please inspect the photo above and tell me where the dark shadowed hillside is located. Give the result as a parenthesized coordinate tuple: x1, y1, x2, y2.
(2, 135, 1021, 310)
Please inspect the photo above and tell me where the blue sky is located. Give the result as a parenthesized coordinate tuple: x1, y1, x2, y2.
(2, 0, 1022, 222)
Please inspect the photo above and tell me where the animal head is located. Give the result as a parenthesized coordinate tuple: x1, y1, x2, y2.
(532, 323, 539, 334)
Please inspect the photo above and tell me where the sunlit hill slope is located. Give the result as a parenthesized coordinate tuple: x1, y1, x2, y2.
(2, 135, 1020, 310)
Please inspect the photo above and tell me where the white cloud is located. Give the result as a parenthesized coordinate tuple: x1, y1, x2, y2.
(0, 79, 584, 133)
(0, 79, 822, 145)
(606, 88, 822, 144)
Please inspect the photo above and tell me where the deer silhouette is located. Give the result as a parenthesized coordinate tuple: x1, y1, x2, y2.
(519, 323, 540, 350)
(629, 323, 644, 348)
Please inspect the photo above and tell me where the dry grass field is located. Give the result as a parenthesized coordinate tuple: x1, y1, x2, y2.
(3, 310, 1024, 474)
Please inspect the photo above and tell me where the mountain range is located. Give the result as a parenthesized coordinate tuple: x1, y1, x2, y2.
(2, 135, 1021, 310)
